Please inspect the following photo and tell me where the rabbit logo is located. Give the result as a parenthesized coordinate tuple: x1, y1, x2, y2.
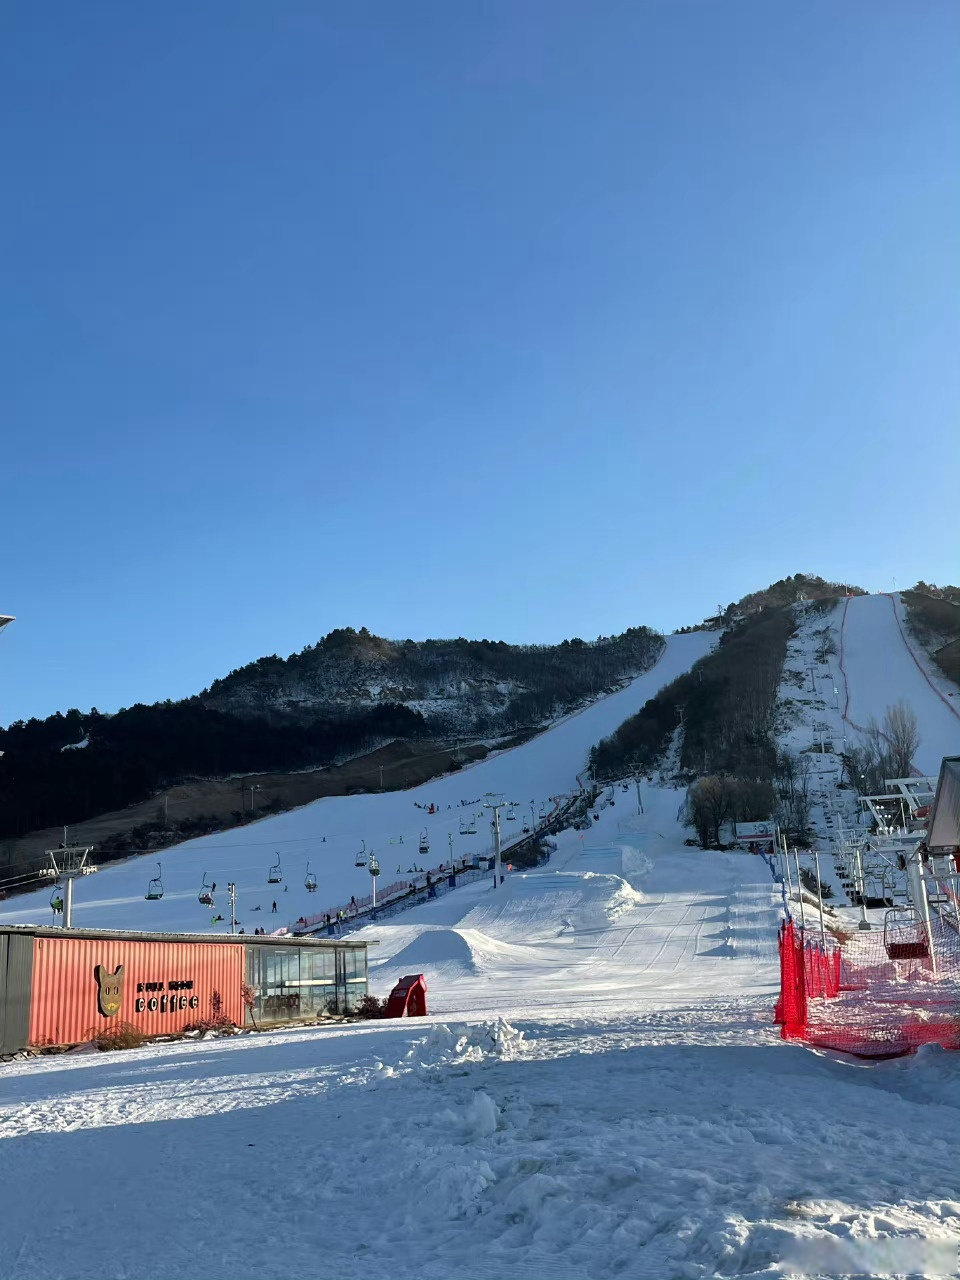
(95, 964, 125, 1017)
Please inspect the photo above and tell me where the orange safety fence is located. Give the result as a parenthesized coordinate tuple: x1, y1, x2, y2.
(775, 916, 960, 1058)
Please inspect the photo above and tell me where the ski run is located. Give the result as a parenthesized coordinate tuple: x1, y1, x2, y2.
(1, 594, 958, 1279)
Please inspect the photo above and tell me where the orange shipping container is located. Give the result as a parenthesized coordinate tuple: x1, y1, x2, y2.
(29, 934, 244, 1047)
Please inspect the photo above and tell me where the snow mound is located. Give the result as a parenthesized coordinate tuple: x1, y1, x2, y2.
(589, 872, 646, 920)
(378, 926, 481, 978)
(402, 1019, 530, 1072)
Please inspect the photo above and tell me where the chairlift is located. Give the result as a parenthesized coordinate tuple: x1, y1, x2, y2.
(507, 806, 517, 821)
(539, 804, 547, 819)
(50, 884, 64, 915)
(522, 821, 530, 835)
(419, 829, 430, 856)
(268, 854, 283, 885)
(368, 852, 380, 878)
(145, 863, 164, 901)
(304, 862, 317, 892)
(198, 871, 214, 906)
(355, 840, 367, 869)
(883, 906, 929, 961)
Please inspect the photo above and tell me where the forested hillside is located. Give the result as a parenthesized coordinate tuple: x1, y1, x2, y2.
(0, 624, 662, 840)
(203, 624, 663, 732)
(902, 583, 960, 688)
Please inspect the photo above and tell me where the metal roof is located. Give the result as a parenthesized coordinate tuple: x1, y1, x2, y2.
(0, 924, 376, 948)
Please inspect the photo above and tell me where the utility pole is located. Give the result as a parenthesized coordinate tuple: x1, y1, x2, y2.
(369, 852, 380, 912)
(854, 845, 870, 929)
(228, 882, 238, 934)
(40, 845, 97, 929)
(485, 792, 505, 889)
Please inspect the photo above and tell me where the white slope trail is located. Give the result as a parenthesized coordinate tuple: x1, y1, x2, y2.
(2, 787, 955, 1280)
(360, 784, 780, 1021)
(840, 593, 960, 774)
(0, 631, 714, 934)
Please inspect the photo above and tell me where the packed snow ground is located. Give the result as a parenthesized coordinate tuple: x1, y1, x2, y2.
(0, 632, 715, 935)
(2, 792, 958, 1279)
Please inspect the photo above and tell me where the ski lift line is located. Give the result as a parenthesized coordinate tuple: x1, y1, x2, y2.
(0, 868, 64, 892)
(72, 802, 537, 857)
(1, 792, 561, 896)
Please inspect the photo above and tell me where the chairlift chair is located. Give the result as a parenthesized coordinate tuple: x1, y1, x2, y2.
(522, 821, 530, 835)
(198, 871, 214, 906)
(459, 817, 470, 835)
(145, 863, 164, 901)
(507, 806, 517, 821)
(50, 885, 64, 915)
(268, 854, 283, 885)
(883, 906, 930, 961)
(419, 829, 430, 856)
(355, 840, 367, 869)
(304, 862, 317, 892)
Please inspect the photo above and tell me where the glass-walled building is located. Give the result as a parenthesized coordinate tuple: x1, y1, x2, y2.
(245, 938, 368, 1023)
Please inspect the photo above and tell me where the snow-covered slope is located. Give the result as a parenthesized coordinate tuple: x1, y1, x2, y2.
(841, 593, 960, 772)
(0, 632, 714, 934)
(361, 783, 779, 1020)
(3, 791, 956, 1280)
(779, 593, 960, 773)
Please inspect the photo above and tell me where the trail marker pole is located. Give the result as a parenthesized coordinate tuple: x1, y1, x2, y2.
(780, 832, 793, 898)
(792, 846, 806, 929)
(855, 845, 871, 930)
(813, 850, 828, 947)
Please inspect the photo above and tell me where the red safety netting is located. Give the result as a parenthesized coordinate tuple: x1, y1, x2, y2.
(775, 916, 960, 1058)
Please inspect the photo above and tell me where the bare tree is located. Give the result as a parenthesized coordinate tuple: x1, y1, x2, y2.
(843, 706, 912, 795)
(687, 775, 735, 848)
(884, 701, 919, 779)
(775, 749, 813, 837)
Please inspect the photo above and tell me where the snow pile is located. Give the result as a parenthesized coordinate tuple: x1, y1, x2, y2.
(401, 1019, 530, 1074)
(581, 870, 645, 920)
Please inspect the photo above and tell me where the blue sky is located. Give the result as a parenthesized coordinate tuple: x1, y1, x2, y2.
(2, 1, 958, 724)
